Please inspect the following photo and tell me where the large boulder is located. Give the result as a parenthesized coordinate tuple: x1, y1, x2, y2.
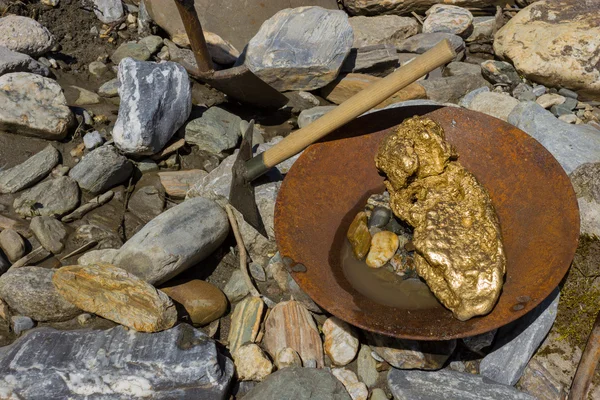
(0, 73, 73, 140)
(143, 0, 338, 50)
(494, 0, 600, 100)
(242, 6, 353, 91)
(342, 0, 504, 16)
(112, 58, 191, 155)
(0, 324, 234, 399)
(113, 197, 229, 285)
(0, 16, 54, 56)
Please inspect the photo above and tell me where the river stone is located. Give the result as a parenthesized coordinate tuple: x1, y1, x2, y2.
(397, 33, 465, 54)
(11, 315, 35, 336)
(507, 101, 600, 174)
(53, 264, 177, 332)
(110, 42, 151, 64)
(13, 176, 79, 218)
(243, 367, 352, 400)
(30, 216, 67, 254)
(91, 0, 123, 23)
(0, 229, 25, 262)
(349, 15, 419, 48)
(139, 35, 164, 54)
(0, 16, 54, 56)
(113, 58, 191, 155)
(387, 368, 536, 400)
(343, 0, 503, 16)
(0, 46, 50, 77)
(0, 72, 73, 140)
(83, 131, 104, 150)
(463, 91, 520, 121)
(570, 162, 600, 236)
(223, 269, 250, 303)
(298, 105, 337, 128)
(228, 296, 264, 353)
(243, 6, 353, 91)
(357, 345, 379, 388)
(367, 332, 456, 370)
(0, 145, 59, 194)
(332, 368, 368, 400)
(160, 279, 227, 326)
(276, 347, 302, 369)
(443, 61, 482, 77)
(494, 0, 600, 99)
(0, 324, 234, 399)
(323, 317, 359, 366)
(233, 343, 274, 381)
(0, 267, 80, 322)
(466, 16, 495, 42)
(423, 5, 473, 38)
(419, 74, 491, 104)
(481, 60, 521, 86)
(98, 78, 119, 97)
(340, 45, 399, 76)
(68, 145, 132, 195)
(114, 197, 229, 285)
(185, 106, 241, 154)
(479, 289, 560, 386)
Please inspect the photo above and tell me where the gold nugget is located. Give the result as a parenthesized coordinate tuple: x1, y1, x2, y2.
(375, 117, 505, 321)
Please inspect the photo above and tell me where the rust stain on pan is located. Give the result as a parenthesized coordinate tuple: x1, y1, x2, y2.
(274, 106, 580, 340)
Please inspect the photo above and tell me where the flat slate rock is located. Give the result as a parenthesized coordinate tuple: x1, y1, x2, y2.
(243, 6, 353, 91)
(69, 145, 133, 195)
(479, 289, 560, 386)
(13, 176, 80, 218)
(507, 102, 600, 174)
(387, 368, 535, 400)
(0, 46, 50, 77)
(184, 106, 241, 154)
(243, 367, 352, 400)
(0, 324, 234, 399)
(397, 32, 464, 54)
(0, 144, 59, 194)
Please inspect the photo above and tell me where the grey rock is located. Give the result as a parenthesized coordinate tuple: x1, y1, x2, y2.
(349, 15, 419, 48)
(0, 16, 54, 56)
(91, 0, 123, 23)
(139, 35, 164, 54)
(98, 78, 119, 97)
(532, 85, 546, 97)
(74, 224, 122, 250)
(249, 262, 266, 282)
(111, 42, 152, 65)
(77, 248, 119, 266)
(0, 72, 73, 140)
(11, 316, 34, 335)
(13, 176, 80, 218)
(397, 33, 464, 55)
(30, 216, 67, 254)
(72, 85, 101, 106)
(341, 44, 399, 76)
(113, 58, 191, 155)
(69, 145, 133, 194)
(420, 74, 491, 104)
(570, 162, 600, 236)
(136, 158, 159, 173)
(185, 106, 241, 154)
(223, 269, 250, 303)
(243, 367, 352, 400)
(442, 61, 481, 77)
(357, 344, 379, 388)
(507, 102, 600, 174)
(114, 197, 229, 285)
(512, 83, 533, 98)
(387, 368, 535, 400)
(127, 185, 165, 223)
(517, 90, 536, 102)
(83, 131, 104, 150)
(422, 4, 473, 38)
(0, 229, 25, 262)
(298, 105, 336, 128)
(88, 61, 108, 78)
(480, 289, 560, 386)
(164, 39, 198, 74)
(240, 120, 266, 145)
(0, 324, 234, 399)
(0, 144, 60, 194)
(481, 60, 521, 86)
(0, 46, 50, 77)
(0, 267, 80, 322)
(243, 6, 353, 91)
(463, 92, 520, 121)
(458, 86, 489, 108)
(466, 16, 494, 42)
(551, 104, 573, 117)
(558, 87, 578, 100)
(462, 329, 496, 352)
(369, 206, 392, 229)
(562, 97, 578, 111)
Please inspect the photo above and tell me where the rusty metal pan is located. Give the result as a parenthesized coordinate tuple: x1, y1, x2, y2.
(274, 105, 580, 340)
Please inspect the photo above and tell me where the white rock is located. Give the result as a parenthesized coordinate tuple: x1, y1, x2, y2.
(233, 343, 274, 381)
(323, 317, 359, 366)
(331, 368, 368, 400)
(0, 73, 73, 140)
(113, 58, 191, 155)
(275, 347, 302, 369)
(83, 131, 104, 150)
(92, 0, 124, 23)
(0, 16, 54, 56)
(244, 6, 353, 91)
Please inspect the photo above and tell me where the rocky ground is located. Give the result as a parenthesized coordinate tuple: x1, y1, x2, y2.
(0, 0, 599, 398)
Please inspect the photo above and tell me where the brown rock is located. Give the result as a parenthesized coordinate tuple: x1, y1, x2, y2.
(160, 279, 227, 326)
(158, 170, 208, 199)
(262, 300, 324, 368)
(233, 343, 274, 382)
(347, 211, 371, 260)
(0, 228, 26, 262)
(228, 296, 265, 353)
(52, 264, 177, 332)
(321, 73, 426, 107)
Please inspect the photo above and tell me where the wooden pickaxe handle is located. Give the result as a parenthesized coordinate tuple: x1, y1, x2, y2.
(173, 0, 214, 73)
(244, 39, 456, 181)
(569, 310, 600, 399)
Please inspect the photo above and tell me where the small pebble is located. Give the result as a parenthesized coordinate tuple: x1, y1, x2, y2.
(558, 114, 580, 124)
(83, 131, 104, 150)
(366, 231, 399, 268)
(249, 262, 266, 282)
(551, 104, 572, 117)
(82, 110, 93, 126)
(562, 97, 578, 111)
(51, 165, 70, 177)
(370, 388, 390, 400)
(536, 93, 565, 109)
(136, 158, 159, 173)
(77, 313, 93, 325)
(558, 87, 578, 100)
(304, 359, 317, 368)
(368, 206, 391, 229)
(532, 85, 546, 97)
(11, 316, 35, 336)
(276, 347, 302, 369)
